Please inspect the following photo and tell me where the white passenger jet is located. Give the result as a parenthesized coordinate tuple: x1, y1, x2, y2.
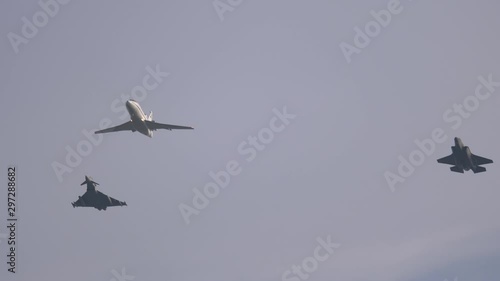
(95, 99, 193, 138)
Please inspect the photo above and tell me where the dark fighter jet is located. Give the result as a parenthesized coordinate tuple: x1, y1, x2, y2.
(437, 137, 493, 173)
(72, 176, 127, 211)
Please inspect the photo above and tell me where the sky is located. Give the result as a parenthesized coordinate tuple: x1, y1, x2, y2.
(1, 0, 500, 281)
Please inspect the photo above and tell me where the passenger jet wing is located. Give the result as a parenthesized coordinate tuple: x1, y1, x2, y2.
(145, 120, 193, 131)
(95, 121, 134, 134)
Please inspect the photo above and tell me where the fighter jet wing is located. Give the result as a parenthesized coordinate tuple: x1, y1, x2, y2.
(471, 154, 493, 165)
(95, 121, 134, 134)
(96, 191, 127, 207)
(72, 195, 91, 208)
(437, 154, 455, 165)
(145, 120, 193, 131)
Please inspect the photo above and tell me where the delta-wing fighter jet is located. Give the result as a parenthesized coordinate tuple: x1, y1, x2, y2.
(437, 137, 493, 173)
(72, 176, 127, 211)
(95, 99, 193, 138)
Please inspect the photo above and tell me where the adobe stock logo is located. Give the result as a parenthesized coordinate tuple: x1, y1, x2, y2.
(179, 106, 296, 225)
(282, 235, 340, 281)
(110, 268, 135, 281)
(339, 0, 404, 63)
(7, 0, 71, 54)
(213, 0, 243, 22)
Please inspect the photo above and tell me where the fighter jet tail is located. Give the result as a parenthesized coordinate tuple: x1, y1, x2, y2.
(472, 166, 487, 174)
(450, 166, 464, 173)
(81, 176, 99, 186)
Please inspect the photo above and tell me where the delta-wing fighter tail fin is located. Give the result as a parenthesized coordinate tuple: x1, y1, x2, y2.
(81, 176, 99, 186)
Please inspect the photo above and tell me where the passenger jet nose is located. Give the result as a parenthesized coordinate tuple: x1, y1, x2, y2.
(125, 100, 134, 111)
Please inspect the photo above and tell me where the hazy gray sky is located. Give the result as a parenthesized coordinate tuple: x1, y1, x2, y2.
(1, 1, 500, 281)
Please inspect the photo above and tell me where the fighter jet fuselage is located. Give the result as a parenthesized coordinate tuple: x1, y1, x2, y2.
(76, 190, 114, 211)
(450, 138, 475, 171)
(72, 176, 127, 211)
